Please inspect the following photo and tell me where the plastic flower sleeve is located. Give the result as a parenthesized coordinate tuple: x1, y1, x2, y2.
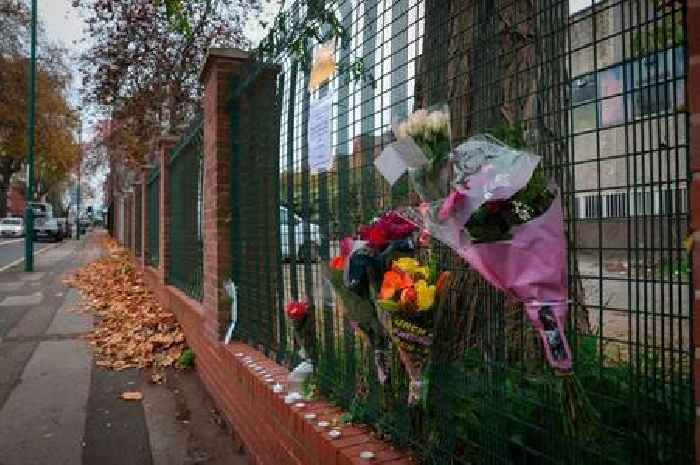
(399, 135, 573, 372)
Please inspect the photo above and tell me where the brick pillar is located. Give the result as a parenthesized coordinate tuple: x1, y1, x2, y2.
(689, 2, 700, 463)
(159, 137, 177, 284)
(199, 48, 251, 341)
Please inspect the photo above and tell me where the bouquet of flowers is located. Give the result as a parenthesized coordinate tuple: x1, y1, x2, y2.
(376, 257, 447, 404)
(325, 212, 418, 384)
(375, 106, 452, 202)
(401, 107, 451, 201)
(401, 135, 598, 431)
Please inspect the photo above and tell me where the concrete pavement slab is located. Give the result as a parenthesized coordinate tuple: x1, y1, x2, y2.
(19, 272, 46, 282)
(0, 341, 38, 409)
(0, 339, 92, 465)
(142, 380, 188, 465)
(0, 291, 43, 307)
(46, 290, 93, 336)
(0, 282, 23, 293)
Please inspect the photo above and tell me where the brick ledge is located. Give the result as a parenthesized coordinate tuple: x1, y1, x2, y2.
(137, 261, 412, 465)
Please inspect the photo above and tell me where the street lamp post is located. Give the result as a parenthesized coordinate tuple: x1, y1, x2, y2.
(76, 117, 82, 240)
(24, 0, 37, 272)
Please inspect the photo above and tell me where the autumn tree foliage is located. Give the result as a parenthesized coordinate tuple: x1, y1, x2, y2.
(78, 0, 269, 170)
(0, 0, 80, 218)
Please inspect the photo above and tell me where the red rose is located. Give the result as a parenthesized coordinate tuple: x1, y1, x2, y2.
(360, 212, 416, 251)
(286, 301, 309, 321)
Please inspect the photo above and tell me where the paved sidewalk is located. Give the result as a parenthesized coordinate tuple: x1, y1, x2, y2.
(0, 232, 246, 465)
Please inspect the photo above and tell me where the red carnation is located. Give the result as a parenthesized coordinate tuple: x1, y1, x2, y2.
(286, 301, 310, 321)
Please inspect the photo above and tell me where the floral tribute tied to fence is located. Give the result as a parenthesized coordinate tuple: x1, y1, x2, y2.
(223, 0, 694, 464)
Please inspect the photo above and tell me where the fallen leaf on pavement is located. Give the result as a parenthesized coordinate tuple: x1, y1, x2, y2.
(65, 237, 187, 371)
(151, 372, 165, 384)
(120, 391, 143, 401)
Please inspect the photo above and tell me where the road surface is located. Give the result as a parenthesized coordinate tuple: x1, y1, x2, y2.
(0, 237, 54, 270)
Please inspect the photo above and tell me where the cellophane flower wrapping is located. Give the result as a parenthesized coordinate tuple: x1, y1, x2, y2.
(400, 135, 573, 371)
(375, 257, 438, 405)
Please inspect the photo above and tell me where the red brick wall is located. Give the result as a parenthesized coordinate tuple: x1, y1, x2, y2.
(689, 1, 699, 463)
(140, 263, 412, 465)
(126, 48, 415, 465)
(7, 185, 25, 217)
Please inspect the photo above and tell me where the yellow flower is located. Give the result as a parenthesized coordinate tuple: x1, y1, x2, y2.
(415, 280, 436, 311)
(393, 258, 429, 280)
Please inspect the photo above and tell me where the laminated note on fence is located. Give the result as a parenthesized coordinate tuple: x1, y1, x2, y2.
(374, 138, 429, 186)
(308, 94, 334, 172)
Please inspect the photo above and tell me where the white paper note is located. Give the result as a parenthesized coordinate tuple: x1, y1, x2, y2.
(308, 94, 333, 172)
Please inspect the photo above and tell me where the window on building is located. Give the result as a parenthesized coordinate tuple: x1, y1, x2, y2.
(571, 46, 685, 129)
(574, 188, 686, 220)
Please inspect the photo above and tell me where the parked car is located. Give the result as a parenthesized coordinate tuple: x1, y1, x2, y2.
(0, 217, 24, 238)
(56, 218, 70, 239)
(28, 202, 62, 242)
(80, 218, 90, 235)
(280, 206, 322, 261)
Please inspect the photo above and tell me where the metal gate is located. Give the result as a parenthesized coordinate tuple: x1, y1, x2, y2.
(229, 1, 692, 463)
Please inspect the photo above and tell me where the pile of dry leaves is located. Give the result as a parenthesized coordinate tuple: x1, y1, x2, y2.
(65, 236, 187, 372)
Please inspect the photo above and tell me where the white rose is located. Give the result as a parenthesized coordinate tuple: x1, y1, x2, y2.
(427, 111, 444, 133)
(409, 109, 429, 137)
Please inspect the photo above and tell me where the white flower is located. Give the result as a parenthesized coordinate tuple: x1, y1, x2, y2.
(408, 109, 429, 137)
(512, 201, 533, 222)
(427, 110, 449, 135)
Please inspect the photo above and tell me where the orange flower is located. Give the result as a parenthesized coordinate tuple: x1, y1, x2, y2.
(379, 270, 414, 300)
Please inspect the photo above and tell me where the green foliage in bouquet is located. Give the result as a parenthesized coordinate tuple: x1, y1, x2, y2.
(327, 268, 383, 343)
(465, 163, 555, 243)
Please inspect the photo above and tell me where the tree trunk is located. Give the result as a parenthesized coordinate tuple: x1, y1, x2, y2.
(421, 0, 590, 362)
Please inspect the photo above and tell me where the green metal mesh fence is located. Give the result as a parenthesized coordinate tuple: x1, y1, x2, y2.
(228, 1, 693, 464)
(229, 69, 284, 355)
(135, 188, 142, 257)
(146, 168, 160, 267)
(168, 117, 204, 301)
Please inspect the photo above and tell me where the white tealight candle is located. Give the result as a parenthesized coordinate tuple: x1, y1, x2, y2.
(234, 353, 244, 357)
(304, 413, 317, 420)
(317, 421, 330, 429)
(273, 383, 284, 394)
(359, 451, 376, 460)
(328, 430, 341, 440)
